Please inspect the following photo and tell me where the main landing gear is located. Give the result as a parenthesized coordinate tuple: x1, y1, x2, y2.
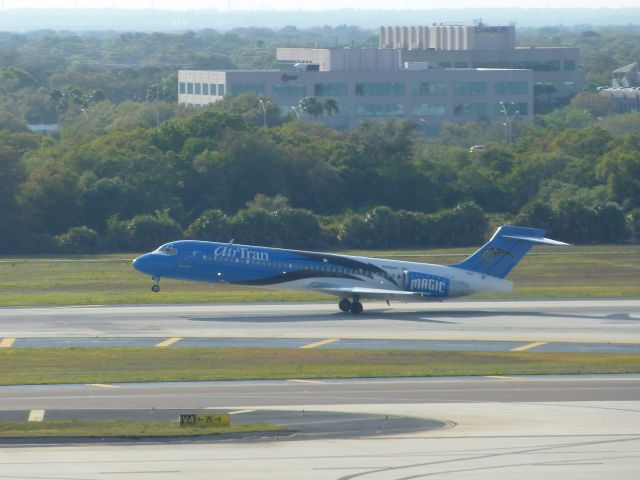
(151, 277, 160, 293)
(338, 297, 363, 314)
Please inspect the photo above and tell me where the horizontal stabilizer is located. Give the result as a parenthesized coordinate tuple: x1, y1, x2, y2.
(503, 234, 569, 246)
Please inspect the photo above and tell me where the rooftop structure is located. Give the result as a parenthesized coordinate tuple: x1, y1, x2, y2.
(379, 24, 516, 51)
(612, 62, 639, 88)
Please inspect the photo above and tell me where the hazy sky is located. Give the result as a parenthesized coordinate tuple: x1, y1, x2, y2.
(2, 1, 638, 9)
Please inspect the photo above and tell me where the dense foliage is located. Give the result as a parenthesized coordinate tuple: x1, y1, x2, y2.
(1, 93, 639, 253)
(1, 26, 639, 253)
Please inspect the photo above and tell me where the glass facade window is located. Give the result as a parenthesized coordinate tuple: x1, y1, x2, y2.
(454, 62, 468, 68)
(454, 102, 487, 117)
(210, 84, 217, 96)
(314, 83, 347, 96)
(494, 81, 528, 95)
(495, 102, 528, 116)
(231, 83, 265, 96)
(273, 84, 307, 96)
(563, 60, 576, 71)
(454, 82, 486, 95)
(187, 83, 194, 94)
(179, 82, 186, 94)
(218, 84, 225, 96)
(355, 82, 405, 96)
(195, 83, 201, 95)
(438, 62, 452, 69)
(413, 82, 446, 96)
(356, 103, 404, 117)
(202, 83, 209, 95)
(413, 104, 446, 116)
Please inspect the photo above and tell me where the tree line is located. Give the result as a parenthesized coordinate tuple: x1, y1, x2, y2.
(1, 93, 639, 254)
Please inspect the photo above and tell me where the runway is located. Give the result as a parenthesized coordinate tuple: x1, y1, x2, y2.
(1, 299, 639, 347)
(1, 300, 639, 478)
(0, 375, 639, 410)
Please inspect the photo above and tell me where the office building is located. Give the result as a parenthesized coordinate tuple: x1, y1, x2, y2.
(178, 23, 582, 133)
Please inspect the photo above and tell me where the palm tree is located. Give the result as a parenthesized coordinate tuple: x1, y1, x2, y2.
(323, 97, 339, 116)
(299, 97, 324, 119)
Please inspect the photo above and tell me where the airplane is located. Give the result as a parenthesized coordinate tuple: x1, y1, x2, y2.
(132, 225, 568, 314)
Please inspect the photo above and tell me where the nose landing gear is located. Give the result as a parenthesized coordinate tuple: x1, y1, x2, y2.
(151, 277, 160, 293)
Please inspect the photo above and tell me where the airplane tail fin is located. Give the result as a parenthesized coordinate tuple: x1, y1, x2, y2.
(451, 226, 568, 279)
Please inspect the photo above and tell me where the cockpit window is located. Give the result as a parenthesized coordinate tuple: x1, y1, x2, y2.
(154, 244, 177, 256)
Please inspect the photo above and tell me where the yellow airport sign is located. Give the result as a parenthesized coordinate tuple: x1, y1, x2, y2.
(179, 413, 230, 427)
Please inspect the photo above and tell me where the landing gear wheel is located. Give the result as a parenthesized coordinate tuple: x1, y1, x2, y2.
(151, 284, 160, 293)
(338, 298, 352, 312)
(350, 302, 363, 314)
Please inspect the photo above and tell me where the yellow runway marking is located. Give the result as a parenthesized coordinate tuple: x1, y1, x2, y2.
(485, 375, 524, 380)
(155, 337, 182, 347)
(300, 338, 340, 349)
(28, 410, 45, 422)
(288, 379, 326, 384)
(0, 338, 15, 348)
(88, 383, 121, 388)
(511, 341, 548, 352)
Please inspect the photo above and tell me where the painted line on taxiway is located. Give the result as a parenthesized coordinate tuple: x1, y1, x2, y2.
(300, 338, 340, 349)
(288, 379, 327, 384)
(155, 337, 183, 347)
(511, 341, 548, 352)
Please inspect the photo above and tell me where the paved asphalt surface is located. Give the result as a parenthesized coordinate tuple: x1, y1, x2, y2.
(1, 299, 639, 347)
(0, 375, 638, 411)
(4, 335, 640, 352)
(1, 301, 639, 478)
(0, 409, 448, 443)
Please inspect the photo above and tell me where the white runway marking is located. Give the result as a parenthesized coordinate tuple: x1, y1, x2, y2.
(27, 410, 44, 422)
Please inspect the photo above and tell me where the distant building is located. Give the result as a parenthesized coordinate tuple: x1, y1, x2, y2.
(612, 62, 639, 88)
(28, 123, 59, 134)
(178, 23, 583, 133)
(598, 62, 640, 114)
(379, 24, 584, 113)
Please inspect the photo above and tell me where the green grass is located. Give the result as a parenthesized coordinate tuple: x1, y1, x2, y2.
(1, 348, 639, 385)
(0, 419, 281, 438)
(0, 244, 638, 306)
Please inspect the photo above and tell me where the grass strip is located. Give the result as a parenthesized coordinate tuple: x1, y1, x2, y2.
(0, 244, 639, 306)
(0, 419, 281, 438)
(1, 348, 639, 385)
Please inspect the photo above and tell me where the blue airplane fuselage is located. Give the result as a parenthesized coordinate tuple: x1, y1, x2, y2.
(132, 226, 567, 313)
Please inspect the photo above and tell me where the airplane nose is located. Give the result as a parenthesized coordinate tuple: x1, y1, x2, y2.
(132, 254, 149, 273)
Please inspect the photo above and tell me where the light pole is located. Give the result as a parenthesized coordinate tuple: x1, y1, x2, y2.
(499, 101, 517, 144)
(258, 98, 267, 128)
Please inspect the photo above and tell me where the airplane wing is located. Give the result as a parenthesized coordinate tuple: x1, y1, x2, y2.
(312, 286, 421, 300)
